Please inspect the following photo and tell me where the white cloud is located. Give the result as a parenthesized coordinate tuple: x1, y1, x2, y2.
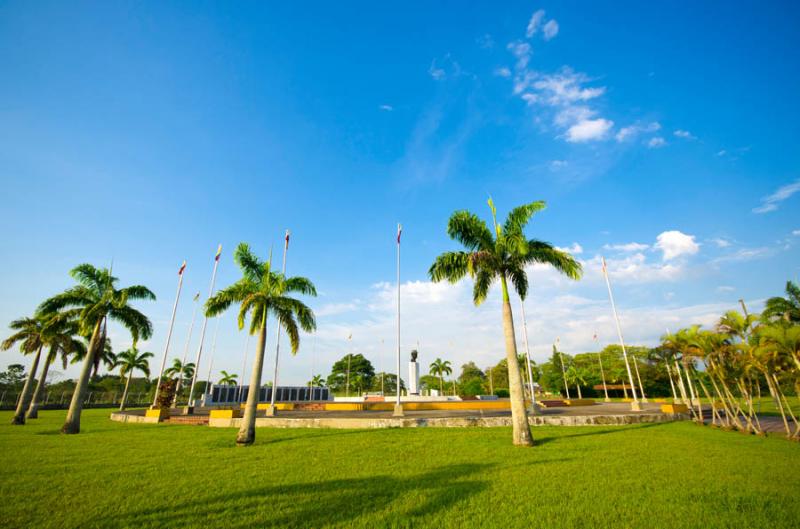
(716, 149, 727, 157)
(429, 63, 445, 81)
(543, 20, 559, 40)
(533, 69, 606, 105)
(615, 121, 660, 142)
(549, 159, 568, 171)
(674, 129, 696, 140)
(647, 137, 667, 148)
(507, 40, 532, 70)
(526, 9, 546, 38)
(477, 34, 494, 49)
(603, 242, 649, 252)
(566, 118, 613, 142)
(316, 302, 359, 317)
(712, 247, 773, 263)
(379, 104, 393, 112)
(793, 230, 800, 236)
(556, 242, 583, 255)
(752, 179, 800, 214)
(716, 286, 735, 293)
(710, 237, 731, 248)
(655, 230, 700, 260)
(493, 66, 511, 78)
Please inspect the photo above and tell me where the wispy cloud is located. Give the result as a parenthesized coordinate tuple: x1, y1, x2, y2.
(526, 9, 546, 38)
(710, 237, 732, 248)
(615, 121, 660, 142)
(655, 231, 700, 260)
(542, 20, 559, 40)
(647, 137, 666, 149)
(567, 118, 613, 142)
(603, 242, 649, 252)
(379, 104, 393, 112)
(753, 179, 800, 214)
(673, 129, 696, 140)
(493, 66, 511, 78)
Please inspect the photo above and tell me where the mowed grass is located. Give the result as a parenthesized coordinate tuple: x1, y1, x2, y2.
(1, 410, 798, 529)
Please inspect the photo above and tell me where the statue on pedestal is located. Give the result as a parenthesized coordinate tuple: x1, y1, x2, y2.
(408, 349, 420, 396)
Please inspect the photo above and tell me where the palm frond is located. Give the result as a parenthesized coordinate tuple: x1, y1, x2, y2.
(446, 211, 494, 251)
(429, 251, 471, 283)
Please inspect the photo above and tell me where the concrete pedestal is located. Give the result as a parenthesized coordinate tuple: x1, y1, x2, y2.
(629, 401, 642, 411)
(408, 361, 420, 395)
(265, 404, 277, 416)
(392, 403, 405, 417)
(181, 405, 194, 415)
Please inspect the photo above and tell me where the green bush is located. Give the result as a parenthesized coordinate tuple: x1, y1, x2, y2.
(494, 389, 509, 398)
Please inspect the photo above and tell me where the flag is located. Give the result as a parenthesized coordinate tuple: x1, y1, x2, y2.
(193, 292, 200, 302)
(285, 230, 290, 248)
(215, 244, 222, 262)
(397, 223, 402, 244)
(347, 333, 352, 340)
(601, 256, 607, 275)
(178, 260, 186, 276)
(592, 332, 598, 341)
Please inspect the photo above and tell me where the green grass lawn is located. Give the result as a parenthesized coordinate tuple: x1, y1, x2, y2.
(1, 409, 798, 529)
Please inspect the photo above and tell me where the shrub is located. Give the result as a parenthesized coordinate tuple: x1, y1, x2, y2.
(494, 389, 510, 398)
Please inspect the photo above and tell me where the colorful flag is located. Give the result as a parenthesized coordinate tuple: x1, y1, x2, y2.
(285, 229, 290, 247)
(178, 260, 186, 276)
(397, 223, 402, 244)
(215, 244, 222, 262)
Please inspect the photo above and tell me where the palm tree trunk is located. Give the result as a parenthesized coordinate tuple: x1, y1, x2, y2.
(61, 319, 102, 434)
(12, 345, 43, 425)
(237, 317, 267, 446)
(120, 371, 133, 411)
(439, 375, 443, 394)
(26, 349, 54, 419)
(500, 276, 533, 447)
(577, 384, 582, 399)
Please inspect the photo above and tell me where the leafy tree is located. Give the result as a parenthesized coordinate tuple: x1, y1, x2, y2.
(327, 354, 374, 394)
(458, 361, 486, 385)
(0, 364, 26, 388)
(2, 315, 47, 424)
(205, 243, 316, 446)
(218, 370, 238, 385)
(763, 281, 800, 323)
(38, 264, 155, 434)
(429, 358, 452, 393)
(429, 199, 581, 446)
(114, 346, 153, 411)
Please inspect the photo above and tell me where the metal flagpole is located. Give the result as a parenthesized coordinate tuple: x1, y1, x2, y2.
(556, 338, 570, 399)
(393, 223, 404, 416)
(174, 292, 200, 407)
(151, 261, 185, 409)
(519, 297, 537, 412)
(203, 316, 221, 404)
(346, 334, 352, 398)
(267, 230, 290, 415)
(631, 348, 648, 403)
(594, 331, 610, 402)
(187, 244, 222, 411)
(601, 256, 641, 410)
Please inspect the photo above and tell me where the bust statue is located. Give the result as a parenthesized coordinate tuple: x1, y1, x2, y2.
(410, 350, 418, 362)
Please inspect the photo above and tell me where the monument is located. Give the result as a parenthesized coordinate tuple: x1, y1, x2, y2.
(408, 350, 420, 396)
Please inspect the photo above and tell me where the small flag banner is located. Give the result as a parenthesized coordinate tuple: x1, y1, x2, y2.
(601, 256, 607, 275)
(397, 223, 402, 244)
(285, 230, 290, 247)
(178, 261, 187, 275)
(215, 244, 222, 261)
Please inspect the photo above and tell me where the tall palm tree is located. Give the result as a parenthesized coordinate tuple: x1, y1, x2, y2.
(71, 335, 116, 377)
(565, 366, 589, 399)
(2, 316, 47, 424)
(763, 281, 800, 323)
(38, 264, 155, 434)
(218, 370, 238, 385)
(27, 315, 86, 419)
(114, 346, 153, 411)
(429, 358, 452, 394)
(310, 374, 324, 387)
(164, 358, 195, 406)
(429, 199, 581, 446)
(205, 243, 316, 446)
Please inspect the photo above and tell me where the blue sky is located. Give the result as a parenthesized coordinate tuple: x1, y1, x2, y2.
(1, 1, 798, 385)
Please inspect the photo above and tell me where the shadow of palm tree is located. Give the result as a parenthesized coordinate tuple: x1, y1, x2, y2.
(91, 463, 492, 528)
(534, 421, 668, 445)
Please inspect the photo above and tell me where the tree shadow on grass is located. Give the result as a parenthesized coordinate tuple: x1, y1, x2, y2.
(534, 421, 669, 445)
(90, 463, 492, 528)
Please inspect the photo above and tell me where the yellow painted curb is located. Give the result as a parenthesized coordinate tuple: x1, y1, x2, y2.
(661, 403, 688, 414)
(145, 408, 169, 421)
(210, 409, 242, 419)
(564, 399, 595, 407)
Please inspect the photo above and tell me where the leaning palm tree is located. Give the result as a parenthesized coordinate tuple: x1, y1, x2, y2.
(218, 370, 238, 385)
(2, 316, 47, 424)
(429, 358, 452, 394)
(38, 264, 155, 434)
(114, 346, 153, 411)
(27, 314, 86, 419)
(205, 243, 316, 446)
(429, 199, 582, 446)
(763, 281, 800, 323)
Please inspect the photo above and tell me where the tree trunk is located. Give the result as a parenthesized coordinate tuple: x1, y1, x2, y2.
(61, 319, 102, 434)
(119, 371, 133, 411)
(500, 276, 533, 447)
(439, 375, 443, 394)
(237, 318, 268, 446)
(577, 384, 582, 399)
(12, 346, 43, 425)
(26, 349, 54, 419)
(622, 384, 628, 399)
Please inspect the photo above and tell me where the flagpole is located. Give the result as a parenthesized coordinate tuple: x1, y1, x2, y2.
(267, 230, 290, 416)
(519, 297, 537, 413)
(556, 338, 570, 399)
(594, 332, 610, 402)
(187, 244, 222, 411)
(601, 256, 641, 411)
(203, 316, 221, 404)
(173, 293, 200, 407)
(151, 261, 185, 409)
(346, 334, 352, 398)
(393, 223, 404, 416)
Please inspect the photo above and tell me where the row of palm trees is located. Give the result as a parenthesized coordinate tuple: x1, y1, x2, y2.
(659, 281, 799, 439)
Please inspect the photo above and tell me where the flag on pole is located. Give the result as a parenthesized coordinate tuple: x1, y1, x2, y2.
(592, 331, 598, 341)
(215, 244, 222, 262)
(347, 333, 352, 341)
(285, 230, 290, 248)
(601, 256, 608, 275)
(193, 292, 200, 302)
(397, 223, 402, 244)
(178, 260, 187, 276)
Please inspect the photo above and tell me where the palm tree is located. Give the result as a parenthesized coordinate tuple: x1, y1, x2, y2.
(763, 281, 800, 323)
(429, 199, 581, 446)
(565, 366, 589, 399)
(218, 370, 238, 385)
(429, 358, 452, 394)
(71, 335, 116, 377)
(38, 264, 155, 434)
(310, 374, 324, 387)
(114, 346, 153, 411)
(2, 316, 47, 424)
(205, 243, 316, 446)
(164, 358, 195, 406)
(27, 315, 86, 419)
